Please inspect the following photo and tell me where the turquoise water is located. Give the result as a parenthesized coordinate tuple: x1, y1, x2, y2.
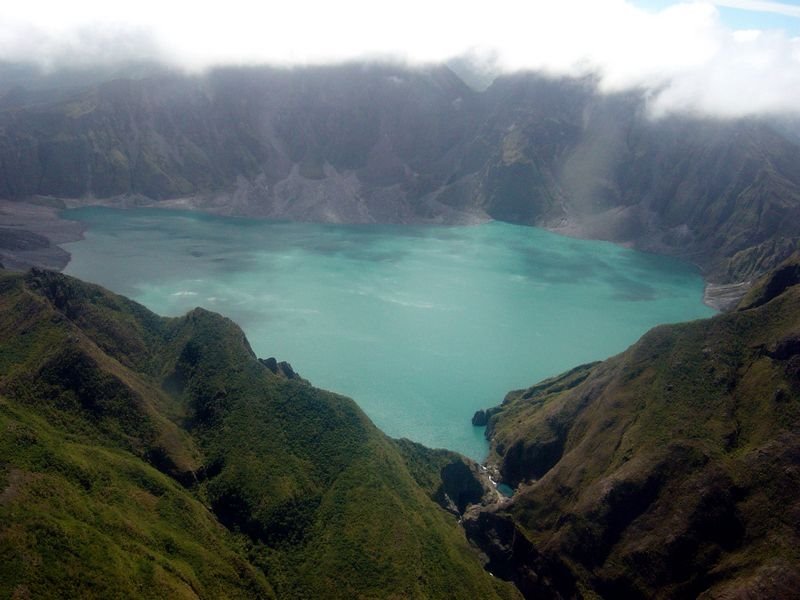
(61, 207, 715, 460)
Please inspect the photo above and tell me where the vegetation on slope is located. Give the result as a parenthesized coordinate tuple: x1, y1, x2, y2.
(0, 268, 518, 599)
(470, 256, 800, 598)
(0, 400, 273, 599)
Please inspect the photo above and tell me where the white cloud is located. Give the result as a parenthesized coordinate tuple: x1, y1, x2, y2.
(711, 0, 800, 18)
(0, 0, 798, 117)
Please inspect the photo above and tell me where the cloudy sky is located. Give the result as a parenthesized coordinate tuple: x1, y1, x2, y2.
(0, 0, 798, 117)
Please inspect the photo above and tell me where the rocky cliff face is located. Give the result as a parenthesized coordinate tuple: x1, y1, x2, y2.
(468, 256, 800, 598)
(1, 64, 799, 284)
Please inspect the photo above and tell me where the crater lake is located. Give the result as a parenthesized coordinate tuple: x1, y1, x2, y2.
(61, 207, 715, 460)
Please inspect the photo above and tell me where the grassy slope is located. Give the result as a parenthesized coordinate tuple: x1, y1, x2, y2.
(0, 269, 518, 599)
(478, 258, 800, 598)
(0, 400, 273, 599)
(0, 271, 271, 598)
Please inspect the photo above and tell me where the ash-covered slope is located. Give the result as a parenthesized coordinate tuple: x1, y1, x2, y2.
(469, 256, 800, 598)
(0, 268, 518, 599)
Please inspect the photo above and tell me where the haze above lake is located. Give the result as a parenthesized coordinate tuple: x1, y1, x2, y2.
(62, 207, 715, 459)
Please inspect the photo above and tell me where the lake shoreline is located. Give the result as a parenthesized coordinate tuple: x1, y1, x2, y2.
(0, 198, 85, 271)
(5, 197, 735, 314)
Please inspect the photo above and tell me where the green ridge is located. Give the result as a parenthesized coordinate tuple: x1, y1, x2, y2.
(0, 269, 518, 599)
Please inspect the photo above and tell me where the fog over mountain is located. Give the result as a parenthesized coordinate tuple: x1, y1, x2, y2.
(1, 0, 800, 118)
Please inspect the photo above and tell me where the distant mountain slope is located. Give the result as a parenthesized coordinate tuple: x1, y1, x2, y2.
(0, 268, 518, 599)
(2, 64, 799, 285)
(472, 75, 800, 283)
(0, 64, 483, 224)
(468, 255, 800, 598)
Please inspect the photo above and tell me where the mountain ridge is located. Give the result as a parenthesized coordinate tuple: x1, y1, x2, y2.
(0, 267, 518, 599)
(1, 63, 799, 295)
